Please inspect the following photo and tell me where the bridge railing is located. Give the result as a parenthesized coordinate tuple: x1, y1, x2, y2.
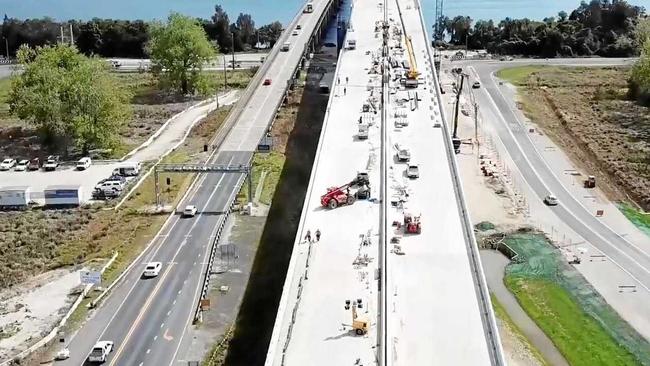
(413, 1, 506, 364)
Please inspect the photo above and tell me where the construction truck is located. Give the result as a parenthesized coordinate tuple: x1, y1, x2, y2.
(404, 35, 419, 88)
(344, 299, 369, 335)
(403, 213, 422, 234)
(584, 175, 596, 188)
(321, 173, 371, 209)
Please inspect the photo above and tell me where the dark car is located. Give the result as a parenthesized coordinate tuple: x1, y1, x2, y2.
(27, 157, 41, 171)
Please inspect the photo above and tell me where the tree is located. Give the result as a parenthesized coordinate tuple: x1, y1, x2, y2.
(257, 21, 283, 47)
(236, 13, 256, 47)
(630, 39, 650, 105)
(212, 5, 231, 52)
(558, 11, 569, 22)
(148, 13, 216, 95)
(9, 44, 130, 154)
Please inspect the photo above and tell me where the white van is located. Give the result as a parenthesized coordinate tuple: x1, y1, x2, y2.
(113, 162, 141, 177)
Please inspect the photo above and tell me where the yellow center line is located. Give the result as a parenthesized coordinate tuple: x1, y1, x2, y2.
(108, 262, 176, 366)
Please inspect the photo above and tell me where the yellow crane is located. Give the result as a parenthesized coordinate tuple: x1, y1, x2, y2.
(404, 35, 419, 88)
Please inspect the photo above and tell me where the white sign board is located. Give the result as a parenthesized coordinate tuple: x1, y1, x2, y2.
(80, 270, 102, 285)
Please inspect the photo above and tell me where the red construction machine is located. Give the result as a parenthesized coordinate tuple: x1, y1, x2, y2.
(403, 213, 422, 234)
(320, 172, 371, 209)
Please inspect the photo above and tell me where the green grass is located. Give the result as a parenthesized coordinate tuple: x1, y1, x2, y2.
(496, 66, 546, 85)
(505, 277, 639, 366)
(491, 294, 549, 366)
(619, 202, 650, 237)
(239, 152, 286, 205)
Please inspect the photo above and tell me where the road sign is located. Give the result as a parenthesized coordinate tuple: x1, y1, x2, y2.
(80, 270, 102, 285)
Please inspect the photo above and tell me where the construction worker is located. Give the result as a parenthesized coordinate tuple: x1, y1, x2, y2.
(305, 230, 312, 243)
(315, 229, 321, 242)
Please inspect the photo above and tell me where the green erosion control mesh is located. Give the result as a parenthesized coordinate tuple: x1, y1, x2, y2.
(503, 232, 650, 365)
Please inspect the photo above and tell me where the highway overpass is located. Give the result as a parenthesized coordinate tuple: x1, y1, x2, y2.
(54, 0, 344, 365)
(265, 0, 505, 365)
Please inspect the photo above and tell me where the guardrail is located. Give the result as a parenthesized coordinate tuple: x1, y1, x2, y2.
(413, 1, 506, 364)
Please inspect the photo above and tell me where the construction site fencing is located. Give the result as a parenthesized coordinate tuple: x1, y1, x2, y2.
(413, 0, 506, 364)
(503, 232, 650, 364)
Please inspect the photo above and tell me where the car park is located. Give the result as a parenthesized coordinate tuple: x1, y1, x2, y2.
(27, 157, 40, 171)
(183, 205, 198, 217)
(88, 341, 114, 363)
(14, 159, 29, 171)
(544, 194, 559, 206)
(407, 163, 420, 179)
(76, 157, 92, 170)
(0, 158, 16, 171)
(143, 262, 162, 277)
(43, 155, 60, 171)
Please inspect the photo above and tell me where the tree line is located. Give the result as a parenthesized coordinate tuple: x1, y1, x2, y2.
(0, 5, 283, 58)
(436, 0, 646, 57)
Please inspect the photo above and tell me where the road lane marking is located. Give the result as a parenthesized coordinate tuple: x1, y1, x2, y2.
(168, 172, 242, 365)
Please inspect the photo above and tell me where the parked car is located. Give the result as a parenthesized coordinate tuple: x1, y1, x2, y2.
(76, 157, 92, 170)
(112, 162, 141, 177)
(183, 205, 198, 217)
(263, 78, 272, 86)
(143, 262, 162, 277)
(472, 81, 481, 89)
(406, 163, 420, 179)
(0, 158, 16, 171)
(27, 157, 40, 171)
(88, 341, 114, 363)
(43, 155, 60, 171)
(544, 194, 559, 206)
(14, 159, 29, 171)
(96, 180, 125, 192)
(55, 348, 70, 360)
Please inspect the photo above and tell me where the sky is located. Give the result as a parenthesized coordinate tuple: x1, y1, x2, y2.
(1, 0, 649, 28)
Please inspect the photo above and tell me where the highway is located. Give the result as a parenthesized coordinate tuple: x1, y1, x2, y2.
(466, 59, 650, 291)
(57, 0, 336, 364)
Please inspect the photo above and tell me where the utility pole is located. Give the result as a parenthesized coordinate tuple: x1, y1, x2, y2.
(69, 23, 74, 45)
(2, 37, 8, 59)
(452, 73, 465, 153)
(231, 32, 236, 70)
(223, 57, 228, 90)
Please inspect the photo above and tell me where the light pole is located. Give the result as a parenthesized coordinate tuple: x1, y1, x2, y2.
(231, 32, 236, 70)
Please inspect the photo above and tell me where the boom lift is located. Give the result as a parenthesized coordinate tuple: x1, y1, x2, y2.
(404, 35, 419, 88)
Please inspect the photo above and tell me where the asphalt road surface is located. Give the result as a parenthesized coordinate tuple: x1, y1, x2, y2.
(465, 58, 650, 291)
(56, 0, 332, 364)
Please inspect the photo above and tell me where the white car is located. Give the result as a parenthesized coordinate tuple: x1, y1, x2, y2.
(14, 159, 29, 171)
(544, 194, 559, 206)
(88, 341, 114, 363)
(407, 163, 420, 179)
(143, 262, 162, 277)
(292, 30, 299, 36)
(76, 157, 92, 170)
(397, 148, 410, 162)
(0, 158, 16, 171)
(183, 205, 198, 217)
(55, 347, 70, 360)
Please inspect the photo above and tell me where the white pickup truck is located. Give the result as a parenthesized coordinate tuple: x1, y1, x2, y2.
(88, 341, 114, 363)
